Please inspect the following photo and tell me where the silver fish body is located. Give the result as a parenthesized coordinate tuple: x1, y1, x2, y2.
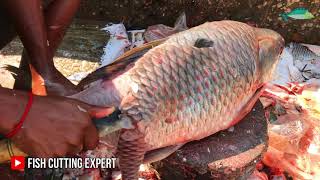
(287, 42, 320, 80)
(288, 42, 320, 62)
(72, 20, 284, 180)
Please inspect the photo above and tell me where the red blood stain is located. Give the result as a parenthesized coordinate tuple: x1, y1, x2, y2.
(221, 82, 225, 89)
(212, 76, 217, 82)
(146, 88, 154, 96)
(204, 69, 210, 77)
(197, 86, 202, 93)
(205, 81, 210, 88)
(299, 128, 314, 152)
(210, 97, 215, 105)
(116, 35, 127, 40)
(220, 70, 224, 78)
(214, 88, 218, 94)
(171, 99, 177, 106)
(256, 162, 264, 171)
(212, 64, 217, 71)
(162, 88, 168, 95)
(165, 116, 176, 123)
(154, 57, 162, 64)
(179, 94, 186, 101)
(189, 99, 193, 106)
(196, 75, 201, 81)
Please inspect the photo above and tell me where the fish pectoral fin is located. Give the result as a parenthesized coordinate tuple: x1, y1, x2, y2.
(194, 38, 214, 48)
(3, 64, 46, 95)
(3, 64, 31, 89)
(229, 86, 265, 127)
(143, 144, 185, 164)
(77, 38, 166, 89)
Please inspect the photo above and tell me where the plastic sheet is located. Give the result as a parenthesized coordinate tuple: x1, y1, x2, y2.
(100, 23, 131, 67)
(144, 12, 188, 42)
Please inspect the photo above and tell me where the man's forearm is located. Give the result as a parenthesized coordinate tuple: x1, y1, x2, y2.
(0, 87, 29, 134)
(45, 0, 81, 59)
(2, 0, 53, 74)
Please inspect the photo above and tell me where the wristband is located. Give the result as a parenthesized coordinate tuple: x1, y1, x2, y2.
(5, 92, 33, 138)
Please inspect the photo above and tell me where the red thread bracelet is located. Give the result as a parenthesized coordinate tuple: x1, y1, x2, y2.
(5, 92, 33, 138)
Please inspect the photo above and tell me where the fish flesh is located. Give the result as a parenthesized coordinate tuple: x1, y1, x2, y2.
(71, 20, 284, 179)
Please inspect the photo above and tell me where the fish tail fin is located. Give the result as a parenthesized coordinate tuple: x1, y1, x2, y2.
(3, 65, 23, 78)
(3, 64, 47, 95)
(2, 64, 31, 89)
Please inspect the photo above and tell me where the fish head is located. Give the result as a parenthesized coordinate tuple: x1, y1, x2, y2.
(255, 28, 285, 82)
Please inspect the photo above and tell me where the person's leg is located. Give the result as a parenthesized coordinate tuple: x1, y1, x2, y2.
(14, 0, 81, 90)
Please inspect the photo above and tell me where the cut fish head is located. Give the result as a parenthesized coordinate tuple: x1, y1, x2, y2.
(255, 28, 285, 82)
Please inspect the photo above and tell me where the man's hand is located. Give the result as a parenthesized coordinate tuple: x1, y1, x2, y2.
(43, 67, 80, 96)
(3, 0, 81, 96)
(28, 64, 80, 97)
(0, 88, 98, 157)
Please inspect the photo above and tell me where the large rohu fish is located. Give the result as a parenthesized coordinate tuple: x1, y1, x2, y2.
(1, 20, 284, 180)
(70, 20, 284, 179)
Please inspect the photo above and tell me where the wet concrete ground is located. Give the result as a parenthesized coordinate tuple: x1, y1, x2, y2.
(0, 19, 109, 88)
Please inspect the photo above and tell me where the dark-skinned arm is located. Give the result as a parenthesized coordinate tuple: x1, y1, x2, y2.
(3, 0, 81, 96)
(2, 0, 52, 75)
(0, 87, 98, 157)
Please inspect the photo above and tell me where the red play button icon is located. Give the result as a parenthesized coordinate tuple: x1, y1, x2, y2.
(11, 156, 25, 170)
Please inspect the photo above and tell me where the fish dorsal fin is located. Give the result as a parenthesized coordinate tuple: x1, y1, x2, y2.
(77, 38, 166, 89)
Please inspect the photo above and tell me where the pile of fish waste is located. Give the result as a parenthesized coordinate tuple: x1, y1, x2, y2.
(258, 44, 320, 179)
